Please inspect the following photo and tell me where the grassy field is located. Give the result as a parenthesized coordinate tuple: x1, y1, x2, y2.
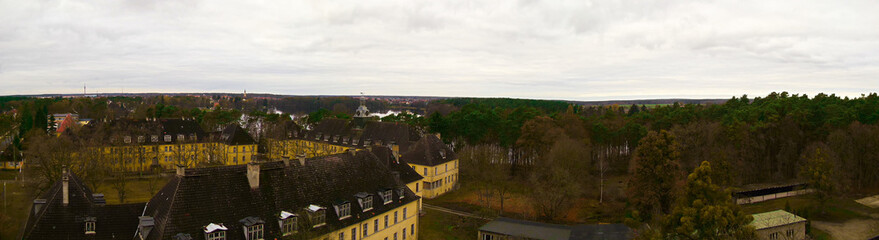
(420, 208, 489, 239)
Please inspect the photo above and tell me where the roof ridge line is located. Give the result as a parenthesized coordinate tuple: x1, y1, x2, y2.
(158, 177, 184, 239)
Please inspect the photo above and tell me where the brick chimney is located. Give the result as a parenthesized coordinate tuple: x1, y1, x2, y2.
(62, 166, 69, 206)
(246, 162, 260, 189)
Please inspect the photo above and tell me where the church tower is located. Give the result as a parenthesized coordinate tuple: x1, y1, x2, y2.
(353, 92, 370, 128)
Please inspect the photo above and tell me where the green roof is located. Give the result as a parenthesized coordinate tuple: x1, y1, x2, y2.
(749, 210, 806, 230)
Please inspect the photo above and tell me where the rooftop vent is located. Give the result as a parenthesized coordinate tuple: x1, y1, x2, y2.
(32, 199, 47, 215)
(139, 216, 155, 239)
(93, 193, 106, 205)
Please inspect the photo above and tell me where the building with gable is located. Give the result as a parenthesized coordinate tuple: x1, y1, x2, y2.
(21, 150, 421, 240)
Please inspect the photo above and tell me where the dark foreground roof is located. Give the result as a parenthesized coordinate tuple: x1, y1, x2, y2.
(141, 151, 419, 240)
(401, 134, 457, 166)
(479, 218, 633, 240)
(20, 172, 146, 240)
(371, 146, 424, 184)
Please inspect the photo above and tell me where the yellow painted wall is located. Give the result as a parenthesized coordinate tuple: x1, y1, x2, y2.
(1, 161, 21, 170)
(266, 139, 351, 159)
(320, 200, 419, 240)
(88, 142, 257, 172)
(409, 159, 458, 199)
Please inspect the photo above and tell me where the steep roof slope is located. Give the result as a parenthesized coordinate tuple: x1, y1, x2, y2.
(400, 134, 457, 166)
(141, 151, 419, 240)
(20, 172, 145, 240)
(219, 124, 256, 145)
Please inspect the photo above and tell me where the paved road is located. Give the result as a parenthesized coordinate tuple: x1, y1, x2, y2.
(423, 203, 493, 220)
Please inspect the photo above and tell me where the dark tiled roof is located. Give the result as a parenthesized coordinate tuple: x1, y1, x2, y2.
(219, 124, 256, 145)
(400, 134, 457, 166)
(21, 172, 146, 240)
(569, 224, 633, 240)
(361, 121, 415, 151)
(479, 218, 633, 240)
(78, 119, 210, 145)
(141, 151, 419, 240)
(371, 146, 424, 184)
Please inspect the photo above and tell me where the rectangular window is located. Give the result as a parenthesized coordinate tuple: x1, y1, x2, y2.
(352, 228, 357, 240)
(482, 234, 492, 240)
(282, 217, 297, 235)
(416, 183, 419, 192)
(382, 190, 393, 204)
(339, 232, 344, 240)
(384, 215, 388, 228)
(394, 211, 398, 224)
(403, 208, 407, 219)
(423, 168, 427, 176)
(374, 219, 378, 232)
(247, 224, 263, 240)
(410, 224, 414, 235)
(85, 221, 96, 234)
(312, 210, 325, 228)
(206, 231, 226, 240)
(394, 232, 397, 240)
(403, 228, 407, 240)
(363, 196, 373, 211)
(339, 203, 351, 219)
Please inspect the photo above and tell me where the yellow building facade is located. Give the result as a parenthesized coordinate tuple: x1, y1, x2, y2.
(408, 160, 459, 199)
(322, 200, 419, 240)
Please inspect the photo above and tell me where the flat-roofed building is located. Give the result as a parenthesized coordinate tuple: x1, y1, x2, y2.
(749, 210, 807, 240)
(478, 218, 632, 240)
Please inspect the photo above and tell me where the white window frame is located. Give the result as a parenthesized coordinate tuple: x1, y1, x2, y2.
(246, 224, 264, 240)
(85, 221, 96, 234)
(362, 196, 373, 211)
(338, 202, 351, 220)
(164, 135, 172, 142)
(206, 231, 226, 240)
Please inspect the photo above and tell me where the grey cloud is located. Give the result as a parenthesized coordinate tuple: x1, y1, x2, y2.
(0, 0, 877, 100)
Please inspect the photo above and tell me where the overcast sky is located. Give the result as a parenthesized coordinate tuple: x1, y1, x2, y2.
(1, 0, 877, 100)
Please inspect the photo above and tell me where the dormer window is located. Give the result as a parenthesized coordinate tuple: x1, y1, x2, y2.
(239, 217, 264, 240)
(84, 217, 96, 234)
(177, 134, 185, 141)
(333, 135, 340, 142)
(164, 135, 172, 142)
(293, 131, 298, 137)
(439, 150, 446, 159)
(355, 192, 373, 211)
(380, 189, 393, 205)
(110, 137, 117, 143)
(203, 223, 228, 240)
(137, 136, 145, 143)
(342, 136, 349, 144)
(306, 204, 326, 228)
(352, 139, 359, 145)
(364, 139, 372, 146)
(315, 133, 322, 140)
(190, 134, 197, 141)
(278, 211, 298, 236)
(124, 136, 132, 144)
(334, 201, 351, 220)
(151, 135, 158, 142)
(396, 187, 405, 199)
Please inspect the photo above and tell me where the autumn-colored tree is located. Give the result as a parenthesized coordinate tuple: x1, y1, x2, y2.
(664, 161, 755, 240)
(627, 130, 681, 221)
(799, 144, 836, 211)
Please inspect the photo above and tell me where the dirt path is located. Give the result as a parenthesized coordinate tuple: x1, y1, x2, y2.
(812, 219, 879, 240)
(423, 203, 493, 220)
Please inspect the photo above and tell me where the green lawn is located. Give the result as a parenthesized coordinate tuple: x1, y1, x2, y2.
(0, 170, 19, 181)
(420, 208, 489, 240)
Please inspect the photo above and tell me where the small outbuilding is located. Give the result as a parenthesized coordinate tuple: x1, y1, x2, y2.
(749, 210, 807, 240)
(478, 217, 632, 240)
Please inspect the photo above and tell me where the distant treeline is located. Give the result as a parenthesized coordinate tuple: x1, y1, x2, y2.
(431, 92, 879, 190)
